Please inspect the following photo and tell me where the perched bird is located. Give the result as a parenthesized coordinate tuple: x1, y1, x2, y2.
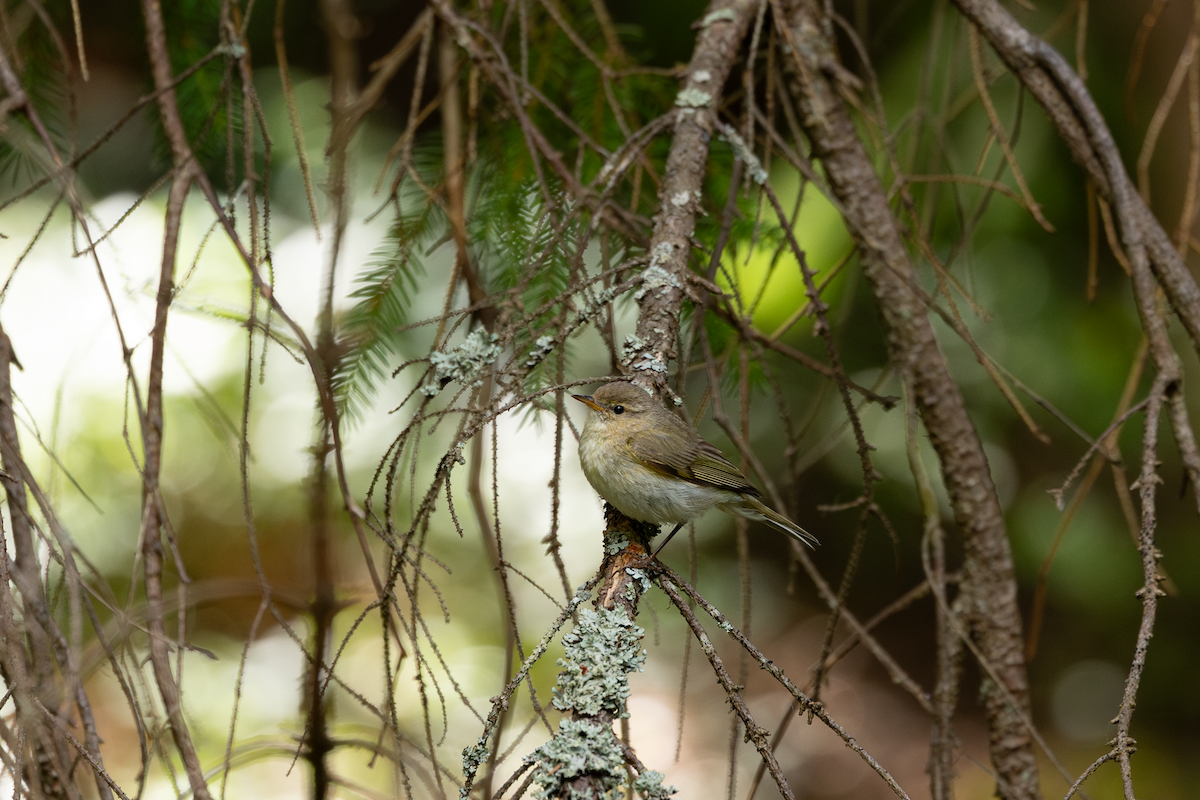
(573, 381, 817, 556)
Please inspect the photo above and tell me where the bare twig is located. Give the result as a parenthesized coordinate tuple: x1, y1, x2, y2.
(1114, 373, 1170, 797)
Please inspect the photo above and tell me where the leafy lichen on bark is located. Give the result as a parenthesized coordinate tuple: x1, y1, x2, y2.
(552, 607, 646, 718)
(525, 508, 676, 800)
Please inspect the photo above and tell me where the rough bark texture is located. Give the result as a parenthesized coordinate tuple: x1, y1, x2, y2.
(559, 5, 763, 796)
(779, 2, 1039, 797)
(627, 0, 756, 395)
(564, 507, 657, 799)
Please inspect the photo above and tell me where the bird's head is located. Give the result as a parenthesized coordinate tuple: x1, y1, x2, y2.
(571, 381, 656, 425)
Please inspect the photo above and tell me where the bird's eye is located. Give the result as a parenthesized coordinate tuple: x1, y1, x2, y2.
(613, 405, 625, 415)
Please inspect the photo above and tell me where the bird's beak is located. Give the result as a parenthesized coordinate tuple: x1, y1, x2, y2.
(572, 394, 602, 412)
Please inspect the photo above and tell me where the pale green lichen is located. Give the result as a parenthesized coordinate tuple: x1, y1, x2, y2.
(459, 739, 492, 799)
(460, 583, 598, 798)
(573, 284, 622, 328)
(624, 583, 638, 603)
(605, 534, 630, 555)
(700, 7, 737, 26)
(462, 739, 489, 769)
(648, 242, 674, 267)
(621, 334, 647, 362)
(621, 331, 669, 375)
(635, 262, 680, 302)
(520, 596, 677, 800)
(552, 607, 646, 717)
(624, 567, 652, 596)
(631, 354, 668, 374)
(528, 722, 678, 800)
(422, 329, 501, 396)
(634, 770, 678, 799)
(632, 353, 668, 374)
(529, 719, 626, 800)
(718, 124, 769, 185)
(643, 264, 679, 287)
(525, 334, 557, 367)
(675, 87, 712, 108)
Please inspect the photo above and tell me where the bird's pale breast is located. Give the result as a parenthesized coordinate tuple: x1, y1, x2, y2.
(579, 424, 736, 524)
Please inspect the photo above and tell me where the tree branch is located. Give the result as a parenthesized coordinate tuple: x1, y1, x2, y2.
(626, 0, 757, 394)
(777, 2, 1038, 795)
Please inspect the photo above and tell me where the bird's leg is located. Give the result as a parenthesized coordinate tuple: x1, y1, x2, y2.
(649, 522, 686, 561)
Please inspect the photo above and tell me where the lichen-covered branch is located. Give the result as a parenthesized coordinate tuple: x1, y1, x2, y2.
(625, 0, 757, 394)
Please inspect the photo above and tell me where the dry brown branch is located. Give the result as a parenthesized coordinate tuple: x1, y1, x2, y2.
(739, 161, 891, 701)
(274, 0, 323, 234)
(955, 0, 1200, 517)
(0, 325, 78, 800)
(1135, 2, 1200, 205)
(1126, 0, 1169, 120)
(1027, 337, 1149, 662)
(135, 1, 213, 794)
(904, 377, 960, 800)
(952, 0, 1200, 358)
(967, 25, 1053, 232)
(1113, 372, 1170, 798)
(432, 0, 647, 243)
(656, 566, 913, 800)
(657, 574, 797, 800)
(778, 2, 1038, 795)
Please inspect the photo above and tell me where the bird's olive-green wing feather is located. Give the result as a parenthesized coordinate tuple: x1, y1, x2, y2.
(629, 426, 760, 495)
(689, 443, 760, 495)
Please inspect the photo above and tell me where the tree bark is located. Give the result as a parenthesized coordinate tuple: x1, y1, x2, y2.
(779, 2, 1039, 796)
(627, 0, 757, 394)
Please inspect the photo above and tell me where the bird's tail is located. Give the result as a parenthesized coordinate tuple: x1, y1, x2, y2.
(726, 495, 819, 549)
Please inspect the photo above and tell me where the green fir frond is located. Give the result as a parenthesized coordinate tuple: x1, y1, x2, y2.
(472, 174, 579, 397)
(156, 0, 239, 181)
(332, 198, 438, 424)
(0, 17, 71, 190)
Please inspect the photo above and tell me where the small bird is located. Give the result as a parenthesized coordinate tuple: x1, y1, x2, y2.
(573, 381, 817, 556)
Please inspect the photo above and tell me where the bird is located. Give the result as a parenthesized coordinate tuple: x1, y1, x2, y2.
(572, 381, 817, 557)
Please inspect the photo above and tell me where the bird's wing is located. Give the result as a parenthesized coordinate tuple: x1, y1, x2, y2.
(630, 428, 759, 495)
(689, 442, 760, 495)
